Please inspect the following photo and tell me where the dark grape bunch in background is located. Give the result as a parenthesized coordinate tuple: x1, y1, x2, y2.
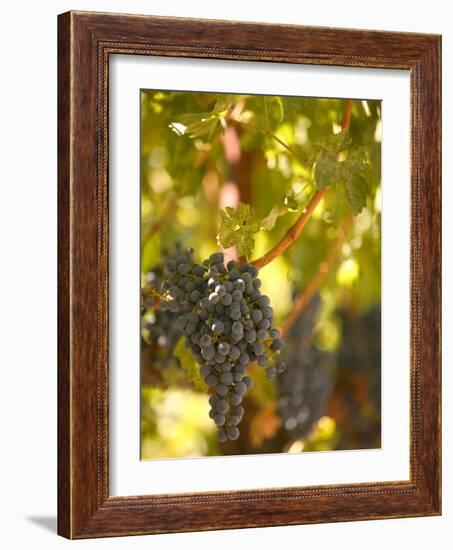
(159, 248, 286, 441)
(141, 263, 182, 371)
(277, 295, 334, 440)
(337, 306, 381, 411)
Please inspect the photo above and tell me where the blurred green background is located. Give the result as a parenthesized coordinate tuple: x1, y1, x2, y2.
(140, 90, 381, 459)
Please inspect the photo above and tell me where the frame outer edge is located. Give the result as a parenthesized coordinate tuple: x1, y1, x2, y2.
(57, 10, 442, 538)
(57, 11, 72, 539)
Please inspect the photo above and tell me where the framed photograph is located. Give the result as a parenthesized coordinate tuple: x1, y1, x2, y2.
(58, 11, 441, 538)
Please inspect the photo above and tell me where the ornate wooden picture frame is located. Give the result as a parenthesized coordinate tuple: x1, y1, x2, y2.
(58, 10, 441, 539)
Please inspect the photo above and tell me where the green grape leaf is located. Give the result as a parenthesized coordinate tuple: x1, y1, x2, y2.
(217, 202, 260, 257)
(314, 131, 370, 215)
(173, 336, 208, 392)
(169, 98, 233, 139)
(341, 147, 370, 215)
(170, 112, 218, 138)
(314, 131, 351, 190)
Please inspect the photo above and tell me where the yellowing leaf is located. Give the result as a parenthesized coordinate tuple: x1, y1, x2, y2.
(217, 202, 260, 257)
(173, 337, 208, 392)
(314, 131, 370, 215)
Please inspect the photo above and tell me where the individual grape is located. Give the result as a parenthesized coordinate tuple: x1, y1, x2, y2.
(176, 316, 188, 330)
(232, 405, 244, 418)
(214, 414, 226, 427)
(258, 319, 271, 330)
(232, 289, 243, 302)
(235, 279, 246, 292)
(221, 293, 233, 306)
(241, 304, 250, 316)
(217, 384, 229, 397)
(217, 342, 231, 356)
(206, 374, 218, 387)
(271, 339, 284, 351)
(229, 346, 241, 361)
(276, 359, 286, 373)
(202, 345, 215, 360)
(229, 415, 240, 426)
(239, 353, 249, 366)
(215, 284, 226, 296)
(190, 290, 201, 302)
(231, 321, 243, 335)
(200, 365, 210, 378)
(216, 399, 229, 414)
(262, 307, 273, 319)
(208, 292, 219, 304)
(230, 308, 242, 321)
(253, 343, 265, 356)
(211, 319, 224, 335)
(185, 323, 196, 335)
(210, 252, 224, 264)
(200, 334, 212, 347)
(266, 365, 277, 379)
(193, 264, 205, 277)
(227, 427, 240, 440)
(230, 393, 242, 406)
(250, 311, 262, 326)
(166, 259, 177, 272)
(245, 329, 257, 344)
(221, 372, 234, 385)
(234, 381, 247, 395)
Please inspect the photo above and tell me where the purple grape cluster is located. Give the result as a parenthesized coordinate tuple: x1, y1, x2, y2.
(277, 295, 334, 440)
(160, 248, 286, 441)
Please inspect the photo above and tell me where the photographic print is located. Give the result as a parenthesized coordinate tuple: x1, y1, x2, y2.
(140, 91, 381, 459)
(58, 12, 441, 537)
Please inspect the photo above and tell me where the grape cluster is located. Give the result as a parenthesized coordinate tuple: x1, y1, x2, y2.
(159, 248, 286, 441)
(141, 265, 182, 371)
(337, 305, 381, 410)
(277, 295, 334, 440)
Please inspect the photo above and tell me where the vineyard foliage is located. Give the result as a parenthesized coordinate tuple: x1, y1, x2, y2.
(140, 91, 381, 458)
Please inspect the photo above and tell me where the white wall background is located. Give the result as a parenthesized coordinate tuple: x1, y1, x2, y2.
(0, 1, 449, 548)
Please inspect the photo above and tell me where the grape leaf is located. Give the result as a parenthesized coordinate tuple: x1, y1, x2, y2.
(341, 147, 370, 215)
(314, 131, 351, 190)
(169, 98, 232, 139)
(314, 131, 370, 215)
(173, 336, 208, 392)
(171, 113, 219, 138)
(217, 202, 260, 257)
